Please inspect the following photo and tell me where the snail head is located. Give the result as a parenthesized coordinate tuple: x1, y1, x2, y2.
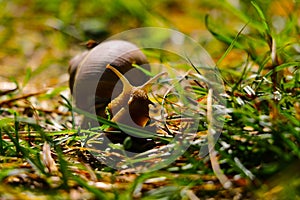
(106, 64, 166, 127)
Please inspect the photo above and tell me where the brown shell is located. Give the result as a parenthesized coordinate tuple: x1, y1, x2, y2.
(69, 40, 150, 122)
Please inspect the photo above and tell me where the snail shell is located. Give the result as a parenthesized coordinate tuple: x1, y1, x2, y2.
(69, 40, 150, 126)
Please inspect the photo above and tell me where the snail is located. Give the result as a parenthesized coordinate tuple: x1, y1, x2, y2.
(68, 40, 165, 131)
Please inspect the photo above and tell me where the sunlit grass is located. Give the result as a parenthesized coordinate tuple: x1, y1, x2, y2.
(0, 0, 299, 199)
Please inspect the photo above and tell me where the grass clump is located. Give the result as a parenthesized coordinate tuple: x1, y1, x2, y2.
(0, 0, 299, 199)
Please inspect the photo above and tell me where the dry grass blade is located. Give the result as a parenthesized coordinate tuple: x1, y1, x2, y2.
(185, 189, 200, 200)
(41, 142, 58, 174)
(207, 88, 232, 189)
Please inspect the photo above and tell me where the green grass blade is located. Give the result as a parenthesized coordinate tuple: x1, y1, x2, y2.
(251, 1, 271, 34)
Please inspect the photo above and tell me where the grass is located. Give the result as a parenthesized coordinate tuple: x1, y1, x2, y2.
(0, 0, 300, 199)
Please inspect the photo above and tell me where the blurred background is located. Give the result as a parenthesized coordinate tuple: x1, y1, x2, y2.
(0, 0, 298, 89)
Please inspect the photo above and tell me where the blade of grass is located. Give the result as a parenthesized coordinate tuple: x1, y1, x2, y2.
(206, 18, 249, 89)
(0, 130, 3, 155)
(210, 0, 264, 31)
(22, 68, 32, 89)
(251, 1, 271, 35)
(205, 15, 247, 50)
(60, 94, 75, 129)
(55, 146, 70, 189)
(207, 88, 232, 189)
(231, 56, 252, 92)
(256, 62, 300, 90)
(214, 21, 249, 68)
(14, 112, 20, 154)
(74, 107, 169, 141)
(263, 62, 300, 79)
(132, 63, 154, 77)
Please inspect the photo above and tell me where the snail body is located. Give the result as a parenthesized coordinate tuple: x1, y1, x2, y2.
(69, 40, 164, 129)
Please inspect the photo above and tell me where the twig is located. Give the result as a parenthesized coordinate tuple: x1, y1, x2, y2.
(0, 90, 48, 106)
